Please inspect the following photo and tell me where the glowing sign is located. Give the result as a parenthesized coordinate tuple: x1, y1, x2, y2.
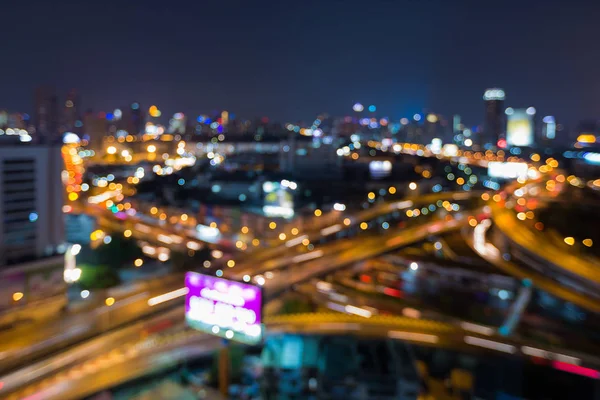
(483, 88, 505, 101)
(488, 162, 528, 180)
(369, 160, 392, 179)
(263, 181, 294, 219)
(506, 109, 534, 147)
(185, 272, 263, 344)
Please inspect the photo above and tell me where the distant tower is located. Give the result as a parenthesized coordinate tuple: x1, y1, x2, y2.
(34, 86, 60, 143)
(453, 115, 461, 134)
(483, 88, 506, 146)
(542, 116, 556, 141)
(62, 89, 81, 134)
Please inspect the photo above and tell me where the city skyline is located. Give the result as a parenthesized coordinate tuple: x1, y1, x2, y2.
(1, 0, 599, 125)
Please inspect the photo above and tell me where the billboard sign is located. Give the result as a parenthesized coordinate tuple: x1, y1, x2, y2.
(263, 181, 294, 219)
(369, 160, 392, 179)
(488, 162, 528, 180)
(185, 272, 263, 344)
(507, 109, 534, 147)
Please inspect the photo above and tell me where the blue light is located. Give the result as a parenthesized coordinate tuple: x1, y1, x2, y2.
(382, 222, 389, 229)
(178, 178, 185, 186)
(204, 118, 212, 124)
(29, 212, 38, 222)
(216, 269, 223, 277)
(583, 152, 600, 164)
(483, 180, 501, 190)
(106, 113, 114, 121)
(239, 194, 247, 201)
(368, 105, 376, 112)
(413, 114, 422, 122)
(74, 120, 83, 128)
(131, 102, 139, 110)
(197, 116, 205, 123)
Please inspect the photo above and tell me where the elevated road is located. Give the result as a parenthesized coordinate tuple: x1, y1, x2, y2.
(4, 309, 599, 400)
(491, 202, 600, 288)
(467, 218, 600, 314)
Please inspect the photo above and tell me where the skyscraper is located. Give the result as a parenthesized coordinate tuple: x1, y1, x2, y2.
(83, 111, 108, 152)
(0, 136, 64, 266)
(62, 89, 81, 134)
(34, 86, 60, 143)
(483, 88, 506, 146)
(506, 107, 535, 147)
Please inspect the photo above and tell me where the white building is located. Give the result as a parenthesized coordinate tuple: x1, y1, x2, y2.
(0, 139, 64, 266)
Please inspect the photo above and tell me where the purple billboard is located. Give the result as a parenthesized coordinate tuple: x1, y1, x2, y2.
(185, 272, 263, 344)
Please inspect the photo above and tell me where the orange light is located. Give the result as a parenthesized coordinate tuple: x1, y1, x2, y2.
(577, 134, 596, 144)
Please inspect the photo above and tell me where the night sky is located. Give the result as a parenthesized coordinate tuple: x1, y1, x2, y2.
(1, 0, 599, 126)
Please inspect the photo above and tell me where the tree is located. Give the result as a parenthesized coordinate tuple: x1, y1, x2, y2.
(95, 235, 144, 269)
(170, 247, 212, 272)
(78, 264, 121, 289)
